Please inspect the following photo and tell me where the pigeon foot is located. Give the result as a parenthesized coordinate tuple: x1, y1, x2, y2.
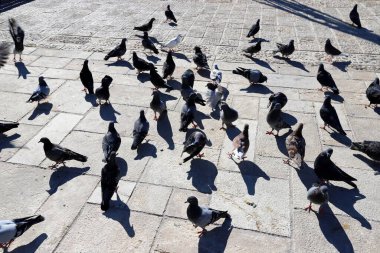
(197, 153, 205, 158)
(197, 228, 207, 238)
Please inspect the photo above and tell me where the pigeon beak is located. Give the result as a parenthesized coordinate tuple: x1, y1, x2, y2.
(38, 140, 41, 143)
(267, 101, 271, 108)
(184, 201, 188, 203)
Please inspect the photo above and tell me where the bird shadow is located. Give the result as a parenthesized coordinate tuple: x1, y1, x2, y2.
(105, 60, 133, 70)
(146, 55, 161, 64)
(28, 102, 53, 121)
(194, 110, 211, 130)
(15, 62, 30, 79)
(249, 38, 269, 43)
(168, 22, 177, 27)
(47, 166, 90, 195)
(235, 160, 270, 195)
(329, 132, 352, 147)
(373, 107, 380, 115)
(171, 52, 191, 62)
(240, 84, 272, 94)
(157, 111, 174, 150)
(283, 112, 298, 126)
(0, 0, 35, 13)
(103, 195, 135, 237)
(0, 133, 20, 152)
(209, 106, 221, 120)
(328, 185, 371, 229)
(244, 55, 276, 72)
(84, 94, 98, 107)
(316, 205, 354, 253)
(274, 129, 293, 157)
(159, 91, 177, 102)
(226, 126, 241, 141)
(294, 162, 319, 190)
(274, 56, 309, 72)
(137, 72, 150, 83)
(198, 218, 233, 253)
(7, 233, 48, 253)
(99, 103, 121, 122)
(324, 91, 344, 103)
(134, 142, 157, 160)
(167, 79, 182, 90)
(332, 61, 352, 72)
(187, 159, 217, 193)
(197, 69, 211, 79)
(116, 157, 128, 177)
(352, 154, 380, 175)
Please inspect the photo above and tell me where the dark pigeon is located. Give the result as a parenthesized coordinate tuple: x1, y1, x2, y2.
(165, 5, 177, 23)
(246, 19, 260, 38)
(325, 39, 347, 62)
(351, 141, 380, 162)
(242, 40, 261, 57)
(8, 18, 24, 62)
(316, 64, 339, 94)
(142, 32, 159, 54)
(220, 102, 238, 130)
(314, 148, 357, 188)
(179, 94, 197, 132)
(102, 122, 121, 163)
(162, 51, 176, 79)
(95, 75, 113, 105)
(304, 183, 329, 213)
(232, 67, 267, 85)
(80, 60, 94, 94)
(266, 103, 291, 136)
(349, 4, 361, 28)
(101, 151, 120, 211)
(104, 38, 127, 61)
(181, 69, 195, 88)
(26, 76, 50, 104)
(133, 18, 156, 32)
(150, 90, 167, 120)
(132, 51, 154, 74)
(180, 73, 206, 106)
(149, 64, 173, 90)
(268, 92, 288, 110)
(186, 196, 230, 237)
(39, 137, 87, 168)
(319, 95, 346, 135)
(181, 130, 207, 163)
(273, 40, 295, 58)
(131, 110, 149, 150)
(365, 77, 380, 108)
(193, 46, 209, 70)
(0, 43, 10, 68)
(0, 121, 18, 134)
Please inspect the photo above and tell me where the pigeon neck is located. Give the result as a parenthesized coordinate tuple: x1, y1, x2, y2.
(43, 141, 53, 151)
(187, 204, 202, 219)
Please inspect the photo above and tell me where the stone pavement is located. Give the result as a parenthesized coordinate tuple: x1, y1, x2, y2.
(0, 0, 379, 252)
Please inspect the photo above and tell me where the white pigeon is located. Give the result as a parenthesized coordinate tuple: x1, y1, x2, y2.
(210, 64, 222, 84)
(205, 82, 223, 110)
(161, 34, 183, 51)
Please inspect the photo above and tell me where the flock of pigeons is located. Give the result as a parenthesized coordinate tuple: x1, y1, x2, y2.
(0, 3, 380, 248)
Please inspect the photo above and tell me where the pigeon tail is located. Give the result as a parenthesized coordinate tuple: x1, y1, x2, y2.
(292, 153, 303, 168)
(71, 152, 88, 162)
(344, 180, 357, 189)
(104, 55, 110, 61)
(14, 215, 44, 236)
(331, 87, 340, 94)
(232, 69, 243, 76)
(210, 210, 230, 224)
(101, 201, 110, 211)
(350, 142, 364, 152)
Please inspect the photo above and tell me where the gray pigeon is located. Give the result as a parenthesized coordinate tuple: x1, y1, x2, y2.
(246, 19, 260, 38)
(0, 121, 19, 134)
(181, 77, 206, 106)
(102, 122, 121, 163)
(179, 94, 197, 132)
(150, 90, 167, 120)
(95, 75, 113, 105)
(350, 141, 380, 162)
(242, 41, 261, 57)
(39, 137, 87, 168)
(305, 183, 329, 213)
(220, 102, 238, 130)
(314, 148, 357, 188)
(228, 124, 249, 160)
(232, 67, 267, 85)
(316, 64, 339, 94)
(266, 103, 291, 136)
(181, 130, 207, 163)
(267, 92, 287, 110)
(26, 76, 50, 104)
(8, 18, 24, 62)
(273, 40, 295, 58)
(149, 64, 173, 90)
(0, 43, 10, 68)
(349, 4, 361, 28)
(285, 123, 305, 168)
(205, 82, 223, 110)
(365, 77, 380, 108)
(104, 38, 127, 61)
(0, 215, 44, 248)
(186, 196, 230, 237)
(131, 110, 149, 150)
(101, 151, 120, 211)
(319, 95, 346, 135)
(193, 46, 209, 70)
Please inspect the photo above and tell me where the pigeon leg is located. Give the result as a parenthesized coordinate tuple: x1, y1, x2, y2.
(320, 123, 327, 130)
(266, 129, 274, 135)
(364, 103, 373, 109)
(19, 53, 22, 62)
(197, 153, 205, 158)
(283, 158, 291, 165)
(227, 150, 234, 159)
(191, 122, 198, 128)
(219, 123, 226, 130)
(153, 112, 158, 121)
(304, 202, 313, 213)
(197, 228, 207, 238)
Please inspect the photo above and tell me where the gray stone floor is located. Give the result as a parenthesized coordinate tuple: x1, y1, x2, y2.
(0, 0, 379, 252)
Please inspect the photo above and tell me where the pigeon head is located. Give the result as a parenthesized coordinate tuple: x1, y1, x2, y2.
(83, 59, 89, 65)
(323, 95, 332, 105)
(259, 74, 267, 83)
(318, 63, 325, 72)
(257, 19, 260, 24)
(294, 123, 304, 137)
(143, 32, 149, 38)
(101, 75, 113, 87)
(185, 196, 198, 205)
(206, 82, 217, 90)
(243, 124, 249, 135)
(150, 18, 156, 23)
(326, 39, 331, 46)
(289, 39, 294, 45)
(121, 38, 127, 43)
(320, 185, 328, 194)
(220, 102, 230, 110)
(369, 77, 379, 87)
(38, 137, 51, 144)
(194, 46, 202, 53)
(167, 5, 171, 10)
(139, 110, 146, 121)
(132, 51, 137, 58)
(214, 64, 219, 70)
(321, 148, 333, 158)
(353, 4, 357, 10)
(267, 93, 275, 107)
(38, 76, 48, 86)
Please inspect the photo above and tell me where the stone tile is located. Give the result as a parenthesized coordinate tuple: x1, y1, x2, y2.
(260, 97, 315, 114)
(30, 56, 72, 68)
(8, 113, 83, 166)
(0, 64, 47, 78)
(19, 103, 58, 126)
(231, 95, 260, 120)
(0, 91, 35, 121)
(42, 68, 79, 80)
(0, 74, 64, 94)
(349, 117, 380, 141)
(31, 48, 92, 59)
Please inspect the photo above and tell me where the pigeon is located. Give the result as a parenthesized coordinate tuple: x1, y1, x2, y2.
(220, 102, 238, 130)
(193, 46, 209, 70)
(210, 64, 222, 84)
(0, 121, 19, 134)
(95, 75, 113, 105)
(228, 124, 250, 160)
(182, 69, 195, 88)
(142, 32, 159, 54)
(365, 77, 380, 108)
(0, 43, 10, 68)
(80, 60, 94, 94)
(8, 18, 24, 62)
(133, 18, 156, 32)
(185, 196, 230, 237)
(205, 82, 223, 110)
(104, 38, 127, 61)
(161, 34, 183, 52)
(316, 64, 339, 94)
(26, 76, 50, 104)
(102, 122, 121, 163)
(162, 51, 176, 79)
(232, 67, 267, 85)
(246, 19, 260, 38)
(149, 64, 173, 90)
(349, 4, 361, 28)
(39, 137, 87, 168)
(350, 141, 380, 162)
(325, 39, 347, 62)
(181, 130, 207, 163)
(181, 77, 206, 106)
(314, 148, 357, 188)
(266, 103, 291, 136)
(165, 5, 177, 23)
(101, 151, 120, 211)
(273, 39, 295, 58)
(150, 90, 167, 120)
(131, 110, 149, 150)
(267, 92, 287, 110)
(132, 51, 154, 74)
(179, 94, 198, 132)
(0, 215, 44, 249)
(284, 123, 306, 168)
(319, 95, 346, 135)
(242, 41, 261, 57)
(304, 183, 329, 213)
